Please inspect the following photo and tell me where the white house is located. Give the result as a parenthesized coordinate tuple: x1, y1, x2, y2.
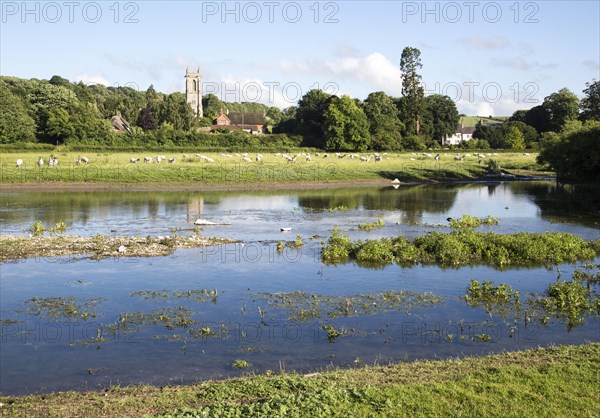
(443, 126, 475, 146)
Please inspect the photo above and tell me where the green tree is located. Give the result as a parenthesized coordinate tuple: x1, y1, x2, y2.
(506, 121, 538, 147)
(159, 92, 196, 131)
(504, 125, 525, 149)
(202, 93, 223, 119)
(580, 79, 600, 122)
(422, 94, 459, 145)
(363, 92, 404, 150)
(45, 107, 73, 142)
(324, 95, 371, 151)
(542, 88, 580, 132)
(296, 89, 333, 141)
(137, 106, 158, 131)
(537, 124, 600, 182)
(0, 84, 36, 143)
(400, 47, 425, 135)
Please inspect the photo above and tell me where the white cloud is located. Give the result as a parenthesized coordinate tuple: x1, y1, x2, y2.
(74, 74, 110, 86)
(277, 52, 402, 96)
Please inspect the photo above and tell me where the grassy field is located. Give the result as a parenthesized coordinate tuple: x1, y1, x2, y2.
(0, 151, 549, 185)
(0, 343, 597, 417)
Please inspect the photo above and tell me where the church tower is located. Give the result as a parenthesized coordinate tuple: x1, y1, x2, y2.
(185, 66, 203, 118)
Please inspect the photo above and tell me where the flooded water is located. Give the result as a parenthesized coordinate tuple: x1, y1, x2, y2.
(1, 181, 599, 395)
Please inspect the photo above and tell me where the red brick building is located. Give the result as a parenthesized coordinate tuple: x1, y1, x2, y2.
(212, 111, 266, 134)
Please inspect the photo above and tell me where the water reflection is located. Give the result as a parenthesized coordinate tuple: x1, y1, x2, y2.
(2, 182, 598, 237)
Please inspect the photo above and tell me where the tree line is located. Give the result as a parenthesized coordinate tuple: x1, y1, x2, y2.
(0, 47, 598, 160)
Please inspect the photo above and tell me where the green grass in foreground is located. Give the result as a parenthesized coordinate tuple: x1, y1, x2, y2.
(0, 151, 548, 183)
(0, 344, 598, 417)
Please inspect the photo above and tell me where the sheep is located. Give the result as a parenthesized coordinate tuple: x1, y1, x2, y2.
(182, 154, 189, 158)
(80, 157, 89, 164)
(286, 155, 297, 163)
(242, 157, 252, 163)
(306, 155, 312, 161)
(477, 154, 486, 159)
(322, 153, 328, 158)
(374, 155, 382, 162)
(156, 156, 164, 163)
(434, 154, 440, 161)
(523, 152, 530, 156)
(16, 159, 23, 168)
(130, 158, 140, 164)
(144, 157, 153, 163)
(242, 153, 249, 158)
(255, 155, 262, 162)
(453, 155, 463, 161)
(37, 157, 44, 167)
(48, 157, 58, 167)
(168, 157, 176, 164)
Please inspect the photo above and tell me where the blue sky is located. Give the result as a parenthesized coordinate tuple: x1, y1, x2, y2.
(2, 0, 599, 115)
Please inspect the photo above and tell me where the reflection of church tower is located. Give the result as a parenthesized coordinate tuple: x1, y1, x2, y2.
(185, 66, 203, 118)
(187, 197, 205, 223)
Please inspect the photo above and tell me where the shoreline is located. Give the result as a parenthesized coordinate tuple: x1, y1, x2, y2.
(0, 175, 556, 192)
(0, 343, 597, 417)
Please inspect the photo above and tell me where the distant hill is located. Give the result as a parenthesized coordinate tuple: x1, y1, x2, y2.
(460, 116, 508, 127)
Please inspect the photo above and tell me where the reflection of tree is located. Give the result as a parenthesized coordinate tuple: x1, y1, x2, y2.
(297, 185, 460, 220)
(510, 182, 600, 227)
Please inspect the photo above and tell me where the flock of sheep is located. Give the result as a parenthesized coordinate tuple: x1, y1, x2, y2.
(14, 152, 533, 168)
(15, 156, 88, 168)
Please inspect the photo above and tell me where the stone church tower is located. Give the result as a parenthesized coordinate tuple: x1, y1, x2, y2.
(185, 66, 203, 118)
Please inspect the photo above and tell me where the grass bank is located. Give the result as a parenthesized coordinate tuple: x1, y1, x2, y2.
(0, 343, 597, 417)
(0, 151, 549, 185)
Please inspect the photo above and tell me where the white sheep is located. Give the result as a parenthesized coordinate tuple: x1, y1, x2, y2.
(242, 157, 252, 163)
(16, 159, 23, 168)
(130, 158, 140, 163)
(37, 157, 44, 167)
(255, 155, 262, 162)
(306, 155, 311, 161)
(144, 157, 153, 163)
(168, 157, 176, 164)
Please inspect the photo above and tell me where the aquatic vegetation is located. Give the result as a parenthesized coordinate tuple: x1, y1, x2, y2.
(232, 359, 250, 369)
(465, 280, 520, 317)
(130, 289, 219, 303)
(358, 218, 384, 231)
(29, 221, 45, 236)
(320, 227, 353, 263)
(529, 279, 598, 330)
(328, 205, 349, 212)
(322, 229, 600, 268)
(321, 325, 341, 342)
(257, 290, 445, 322)
(21, 296, 105, 321)
(464, 265, 600, 330)
(448, 215, 499, 229)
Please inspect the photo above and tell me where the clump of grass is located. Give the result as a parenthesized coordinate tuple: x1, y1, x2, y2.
(322, 230, 599, 268)
(449, 215, 499, 229)
(486, 159, 502, 173)
(358, 218, 384, 231)
(328, 205, 349, 212)
(48, 221, 67, 234)
(322, 325, 341, 342)
(465, 280, 520, 317)
(29, 221, 45, 236)
(232, 359, 250, 369)
(321, 227, 353, 263)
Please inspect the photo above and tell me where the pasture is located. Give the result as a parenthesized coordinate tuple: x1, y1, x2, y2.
(0, 151, 547, 184)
